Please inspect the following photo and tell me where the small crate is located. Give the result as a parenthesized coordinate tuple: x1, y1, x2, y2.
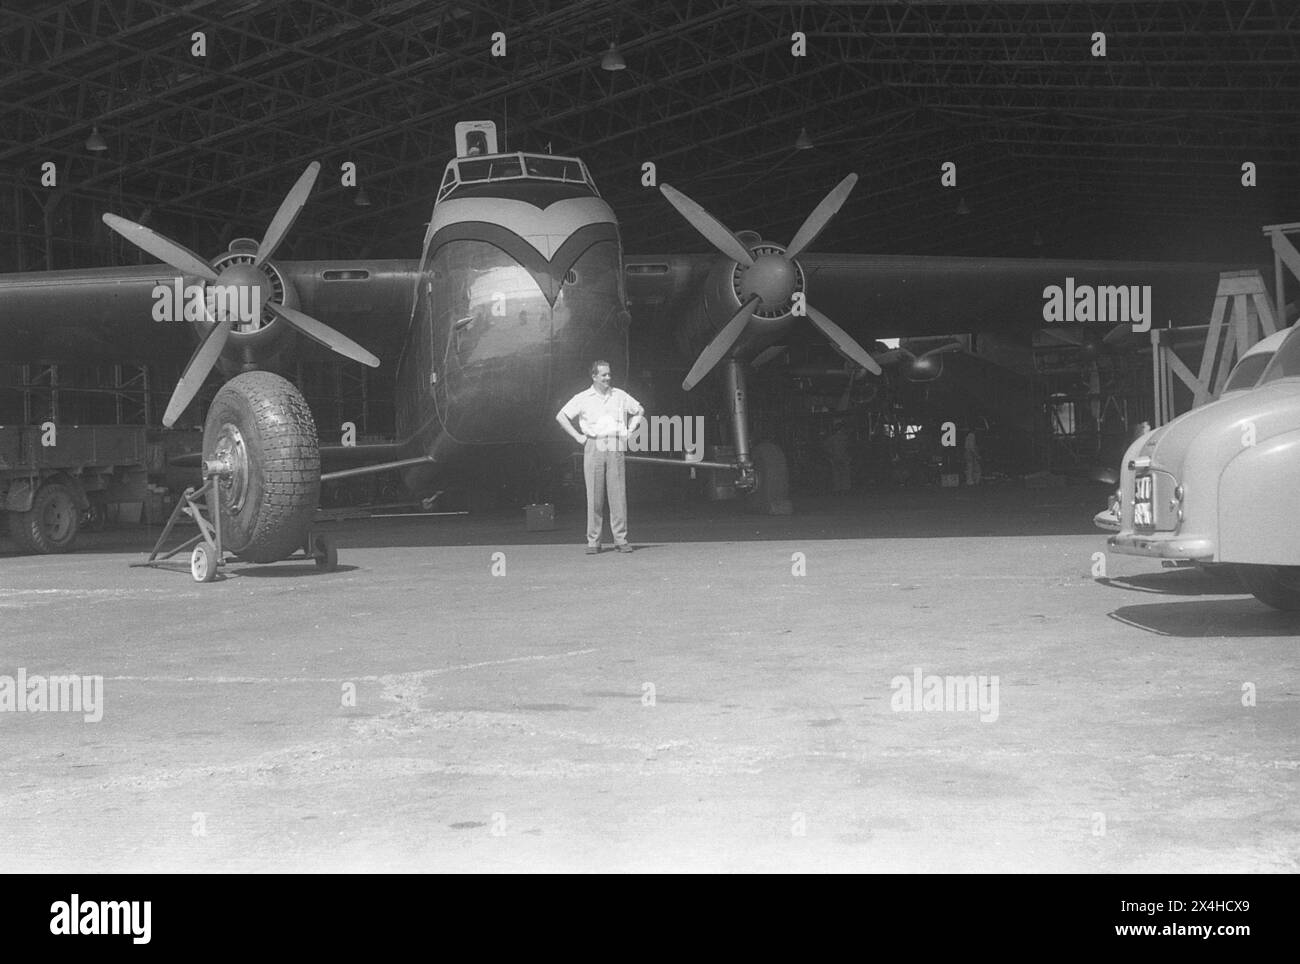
(940, 473, 960, 488)
(525, 503, 555, 531)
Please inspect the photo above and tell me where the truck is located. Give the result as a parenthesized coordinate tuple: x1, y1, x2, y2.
(1, 424, 151, 553)
(1099, 323, 1300, 610)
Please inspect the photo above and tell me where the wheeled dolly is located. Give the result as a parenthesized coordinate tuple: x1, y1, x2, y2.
(131, 460, 337, 583)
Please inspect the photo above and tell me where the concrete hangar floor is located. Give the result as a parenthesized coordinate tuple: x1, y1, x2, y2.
(1, 484, 1296, 873)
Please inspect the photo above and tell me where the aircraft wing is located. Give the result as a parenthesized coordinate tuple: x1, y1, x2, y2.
(624, 252, 1236, 340)
(0, 260, 420, 365)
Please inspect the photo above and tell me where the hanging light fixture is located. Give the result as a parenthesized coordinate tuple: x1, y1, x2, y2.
(354, 187, 371, 207)
(956, 197, 970, 216)
(794, 127, 815, 151)
(601, 41, 626, 71)
(1032, 229, 1043, 247)
(85, 126, 108, 152)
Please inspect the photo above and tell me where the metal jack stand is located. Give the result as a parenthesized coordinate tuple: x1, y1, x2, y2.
(131, 459, 337, 583)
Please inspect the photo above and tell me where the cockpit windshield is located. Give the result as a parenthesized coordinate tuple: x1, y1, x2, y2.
(437, 153, 598, 202)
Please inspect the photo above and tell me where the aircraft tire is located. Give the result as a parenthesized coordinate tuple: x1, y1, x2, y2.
(746, 441, 792, 516)
(1233, 564, 1300, 611)
(6, 480, 80, 554)
(203, 371, 320, 564)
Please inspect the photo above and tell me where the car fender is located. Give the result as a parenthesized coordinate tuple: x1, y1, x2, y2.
(1218, 429, 1300, 564)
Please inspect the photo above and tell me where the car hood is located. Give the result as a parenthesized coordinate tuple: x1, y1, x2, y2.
(1139, 379, 1300, 471)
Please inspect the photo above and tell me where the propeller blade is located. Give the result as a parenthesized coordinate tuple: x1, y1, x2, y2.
(1039, 326, 1084, 347)
(918, 340, 965, 360)
(872, 348, 911, 366)
(1103, 323, 1136, 347)
(102, 214, 219, 282)
(267, 302, 380, 368)
(751, 345, 788, 369)
(805, 304, 882, 375)
(785, 173, 858, 259)
(255, 162, 321, 267)
(163, 309, 229, 427)
(659, 184, 755, 266)
(682, 295, 760, 391)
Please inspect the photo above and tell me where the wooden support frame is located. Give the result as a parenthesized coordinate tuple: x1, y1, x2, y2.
(1150, 269, 1280, 425)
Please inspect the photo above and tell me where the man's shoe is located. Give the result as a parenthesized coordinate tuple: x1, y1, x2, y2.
(615, 543, 633, 553)
(585, 545, 600, 555)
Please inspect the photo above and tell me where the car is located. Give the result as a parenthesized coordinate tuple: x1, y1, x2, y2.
(1100, 322, 1300, 610)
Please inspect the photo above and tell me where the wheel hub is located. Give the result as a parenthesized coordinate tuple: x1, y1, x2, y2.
(41, 491, 74, 540)
(212, 262, 267, 332)
(210, 422, 250, 512)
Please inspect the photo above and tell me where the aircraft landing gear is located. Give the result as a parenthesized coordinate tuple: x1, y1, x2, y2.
(203, 371, 320, 562)
(133, 372, 336, 583)
(723, 358, 792, 515)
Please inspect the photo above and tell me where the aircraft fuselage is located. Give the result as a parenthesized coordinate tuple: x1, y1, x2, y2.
(392, 151, 629, 490)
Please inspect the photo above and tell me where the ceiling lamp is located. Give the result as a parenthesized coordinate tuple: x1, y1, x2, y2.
(956, 197, 970, 216)
(794, 127, 814, 151)
(1032, 230, 1043, 247)
(601, 42, 626, 71)
(354, 187, 371, 207)
(85, 126, 108, 152)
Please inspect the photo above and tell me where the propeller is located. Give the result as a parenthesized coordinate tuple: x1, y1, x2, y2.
(682, 295, 760, 392)
(786, 173, 858, 259)
(103, 161, 378, 427)
(659, 184, 755, 267)
(266, 302, 379, 368)
(163, 297, 228, 428)
(661, 175, 880, 390)
(874, 339, 964, 381)
(101, 215, 219, 282)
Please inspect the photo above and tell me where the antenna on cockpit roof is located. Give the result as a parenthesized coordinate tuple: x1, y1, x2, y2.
(454, 120, 498, 158)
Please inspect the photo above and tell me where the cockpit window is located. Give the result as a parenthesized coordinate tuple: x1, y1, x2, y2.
(1259, 326, 1300, 384)
(458, 157, 523, 181)
(437, 152, 598, 202)
(1222, 351, 1274, 392)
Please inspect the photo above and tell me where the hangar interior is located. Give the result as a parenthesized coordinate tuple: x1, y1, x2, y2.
(3, 0, 1299, 507)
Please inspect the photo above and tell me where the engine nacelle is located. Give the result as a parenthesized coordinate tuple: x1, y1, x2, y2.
(198, 239, 300, 374)
(674, 238, 806, 364)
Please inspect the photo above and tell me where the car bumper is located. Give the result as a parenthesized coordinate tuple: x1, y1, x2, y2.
(1107, 531, 1215, 560)
(1093, 506, 1120, 532)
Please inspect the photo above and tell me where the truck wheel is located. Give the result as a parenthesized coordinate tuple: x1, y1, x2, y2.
(203, 371, 320, 564)
(746, 441, 792, 515)
(7, 480, 80, 553)
(1234, 564, 1300, 611)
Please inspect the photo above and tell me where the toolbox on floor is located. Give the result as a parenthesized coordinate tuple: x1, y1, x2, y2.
(525, 503, 556, 531)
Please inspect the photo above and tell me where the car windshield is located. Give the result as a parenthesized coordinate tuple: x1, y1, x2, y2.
(1258, 326, 1300, 384)
(1222, 351, 1275, 392)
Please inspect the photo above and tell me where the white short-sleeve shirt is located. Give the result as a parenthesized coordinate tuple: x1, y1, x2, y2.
(560, 387, 643, 438)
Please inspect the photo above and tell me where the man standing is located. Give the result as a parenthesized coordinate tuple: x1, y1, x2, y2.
(963, 425, 982, 486)
(823, 420, 852, 494)
(555, 360, 644, 554)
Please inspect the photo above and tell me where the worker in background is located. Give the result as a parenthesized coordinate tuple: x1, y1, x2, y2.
(824, 420, 852, 494)
(963, 425, 982, 486)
